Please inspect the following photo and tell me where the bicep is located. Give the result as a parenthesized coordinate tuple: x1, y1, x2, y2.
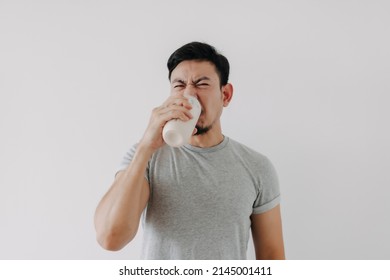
(251, 205, 285, 260)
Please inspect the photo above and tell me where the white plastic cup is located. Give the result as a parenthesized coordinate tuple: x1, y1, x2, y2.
(162, 96, 201, 147)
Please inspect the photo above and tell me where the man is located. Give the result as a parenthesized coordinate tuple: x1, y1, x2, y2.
(94, 42, 285, 259)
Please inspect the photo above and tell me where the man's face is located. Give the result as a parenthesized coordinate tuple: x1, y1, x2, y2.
(170, 60, 229, 135)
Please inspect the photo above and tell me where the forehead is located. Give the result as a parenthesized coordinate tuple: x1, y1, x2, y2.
(170, 60, 218, 81)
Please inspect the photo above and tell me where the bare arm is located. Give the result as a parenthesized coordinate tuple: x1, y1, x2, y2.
(94, 145, 152, 251)
(94, 93, 194, 251)
(251, 205, 285, 259)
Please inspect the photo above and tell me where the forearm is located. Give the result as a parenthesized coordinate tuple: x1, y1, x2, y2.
(94, 144, 153, 250)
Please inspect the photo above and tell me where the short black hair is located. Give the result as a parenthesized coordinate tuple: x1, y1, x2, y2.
(167, 42, 230, 87)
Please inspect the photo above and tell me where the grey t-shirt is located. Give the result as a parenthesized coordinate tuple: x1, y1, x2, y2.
(118, 136, 280, 259)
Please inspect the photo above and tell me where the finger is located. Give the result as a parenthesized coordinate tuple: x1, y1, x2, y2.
(162, 96, 193, 109)
(160, 105, 193, 121)
(162, 104, 193, 117)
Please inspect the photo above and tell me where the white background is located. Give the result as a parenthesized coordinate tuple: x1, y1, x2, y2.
(1, 0, 389, 259)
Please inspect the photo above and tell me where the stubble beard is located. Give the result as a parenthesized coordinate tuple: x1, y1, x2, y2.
(194, 125, 211, 136)
(194, 111, 212, 135)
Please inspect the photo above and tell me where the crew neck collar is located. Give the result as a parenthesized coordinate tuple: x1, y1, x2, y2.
(183, 136, 229, 153)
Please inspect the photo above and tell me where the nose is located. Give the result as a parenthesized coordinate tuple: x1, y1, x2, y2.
(183, 85, 197, 98)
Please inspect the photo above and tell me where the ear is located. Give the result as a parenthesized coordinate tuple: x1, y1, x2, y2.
(222, 83, 233, 107)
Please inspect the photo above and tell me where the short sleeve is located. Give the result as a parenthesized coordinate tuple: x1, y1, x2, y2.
(252, 157, 281, 214)
(115, 143, 150, 182)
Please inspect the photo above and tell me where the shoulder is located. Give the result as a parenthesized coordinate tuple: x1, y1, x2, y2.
(227, 137, 273, 167)
(226, 137, 279, 186)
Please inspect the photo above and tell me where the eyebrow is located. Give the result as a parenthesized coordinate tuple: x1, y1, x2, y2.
(171, 76, 211, 84)
(193, 76, 211, 84)
(171, 78, 185, 84)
